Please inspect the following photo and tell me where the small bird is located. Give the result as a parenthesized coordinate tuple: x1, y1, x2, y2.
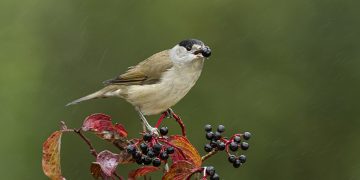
(67, 39, 211, 131)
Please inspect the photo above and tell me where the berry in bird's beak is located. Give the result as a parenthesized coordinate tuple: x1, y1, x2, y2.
(202, 46, 211, 57)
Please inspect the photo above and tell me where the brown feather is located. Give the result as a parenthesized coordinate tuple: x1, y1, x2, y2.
(103, 50, 173, 85)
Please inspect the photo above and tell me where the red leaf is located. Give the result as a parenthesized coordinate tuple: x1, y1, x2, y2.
(118, 150, 134, 164)
(162, 160, 200, 180)
(113, 123, 127, 137)
(42, 131, 65, 180)
(90, 162, 112, 180)
(169, 135, 202, 167)
(82, 113, 128, 140)
(96, 150, 120, 176)
(128, 166, 159, 180)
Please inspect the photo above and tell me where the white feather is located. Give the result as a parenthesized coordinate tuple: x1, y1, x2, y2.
(125, 51, 204, 115)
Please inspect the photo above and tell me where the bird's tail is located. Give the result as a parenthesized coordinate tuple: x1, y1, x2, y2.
(66, 86, 119, 106)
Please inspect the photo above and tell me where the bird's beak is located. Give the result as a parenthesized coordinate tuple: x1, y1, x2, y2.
(194, 46, 211, 58)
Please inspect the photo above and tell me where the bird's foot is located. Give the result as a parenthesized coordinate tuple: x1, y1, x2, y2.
(138, 109, 159, 136)
(150, 127, 160, 136)
(165, 109, 174, 119)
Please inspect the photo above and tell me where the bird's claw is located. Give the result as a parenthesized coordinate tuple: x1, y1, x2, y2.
(165, 108, 174, 119)
(150, 127, 159, 136)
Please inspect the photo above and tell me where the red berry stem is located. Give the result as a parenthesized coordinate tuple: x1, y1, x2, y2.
(171, 112, 186, 137)
(73, 128, 98, 157)
(201, 149, 218, 162)
(154, 112, 167, 128)
(154, 112, 186, 137)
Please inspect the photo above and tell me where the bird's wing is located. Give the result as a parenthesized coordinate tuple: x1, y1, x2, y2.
(103, 50, 173, 85)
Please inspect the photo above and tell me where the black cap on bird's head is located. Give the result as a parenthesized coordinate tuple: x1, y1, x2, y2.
(179, 39, 211, 58)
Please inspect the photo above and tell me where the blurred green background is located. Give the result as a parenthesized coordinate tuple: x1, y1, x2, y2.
(1, 0, 359, 179)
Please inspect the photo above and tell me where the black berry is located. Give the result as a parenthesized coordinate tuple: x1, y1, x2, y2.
(154, 151, 160, 156)
(166, 146, 175, 154)
(143, 156, 152, 165)
(233, 159, 241, 168)
(160, 151, 169, 160)
(228, 155, 236, 163)
(240, 142, 249, 150)
(214, 131, 222, 140)
(132, 151, 142, 160)
(210, 173, 220, 180)
(147, 150, 155, 158)
(204, 124, 212, 132)
(152, 158, 161, 167)
(239, 155, 246, 163)
(204, 144, 213, 152)
(136, 157, 143, 164)
(126, 145, 136, 154)
(206, 132, 214, 140)
(233, 135, 241, 143)
(229, 142, 239, 151)
(153, 143, 162, 152)
(206, 166, 215, 176)
(210, 141, 218, 148)
(217, 125, 225, 133)
(243, 132, 251, 140)
(143, 133, 152, 142)
(160, 127, 168, 136)
(217, 141, 226, 151)
(140, 143, 148, 153)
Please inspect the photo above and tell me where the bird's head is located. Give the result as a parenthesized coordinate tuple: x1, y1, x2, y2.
(169, 39, 211, 64)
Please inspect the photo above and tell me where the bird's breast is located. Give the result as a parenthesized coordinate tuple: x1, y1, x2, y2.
(125, 60, 204, 115)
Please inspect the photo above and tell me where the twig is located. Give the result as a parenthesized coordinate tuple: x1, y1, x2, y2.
(60, 121, 123, 179)
(113, 172, 122, 180)
(154, 113, 167, 128)
(171, 112, 186, 137)
(201, 149, 218, 162)
(154, 111, 186, 136)
(60, 121, 98, 157)
(74, 128, 98, 157)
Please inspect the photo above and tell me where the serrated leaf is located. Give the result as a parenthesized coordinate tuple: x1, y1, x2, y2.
(169, 135, 202, 167)
(42, 131, 65, 180)
(128, 166, 159, 180)
(82, 113, 128, 141)
(162, 160, 199, 180)
(96, 150, 120, 176)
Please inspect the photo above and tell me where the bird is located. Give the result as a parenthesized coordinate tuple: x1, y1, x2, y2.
(66, 39, 211, 132)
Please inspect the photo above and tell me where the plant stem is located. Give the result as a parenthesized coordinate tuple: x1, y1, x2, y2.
(201, 149, 218, 162)
(171, 112, 186, 137)
(74, 128, 98, 157)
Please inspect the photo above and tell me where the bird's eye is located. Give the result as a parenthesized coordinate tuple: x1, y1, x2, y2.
(186, 46, 192, 51)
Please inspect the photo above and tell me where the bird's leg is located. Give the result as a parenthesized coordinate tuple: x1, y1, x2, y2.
(137, 110, 159, 135)
(167, 108, 186, 137)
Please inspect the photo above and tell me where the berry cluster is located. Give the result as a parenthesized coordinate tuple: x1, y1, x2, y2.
(203, 124, 251, 168)
(126, 126, 174, 167)
(204, 124, 226, 152)
(227, 131, 251, 168)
